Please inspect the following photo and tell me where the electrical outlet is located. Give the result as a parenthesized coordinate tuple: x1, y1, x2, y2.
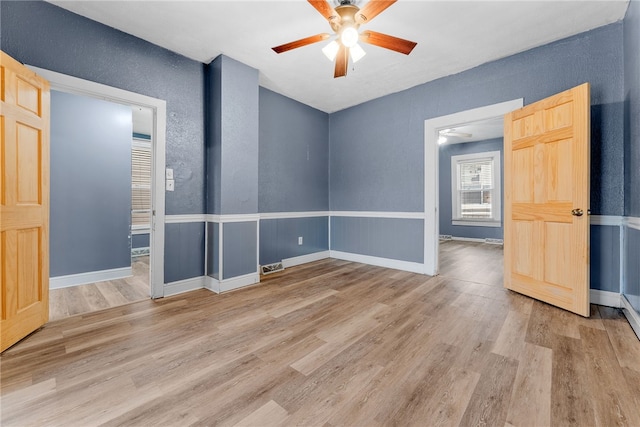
(166, 179, 175, 191)
(298, 236, 303, 245)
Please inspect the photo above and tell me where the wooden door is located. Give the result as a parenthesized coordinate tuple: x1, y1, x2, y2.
(1, 51, 50, 352)
(504, 83, 590, 317)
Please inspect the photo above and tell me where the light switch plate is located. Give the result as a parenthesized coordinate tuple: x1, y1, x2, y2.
(165, 168, 174, 179)
(166, 179, 175, 191)
(298, 236, 303, 245)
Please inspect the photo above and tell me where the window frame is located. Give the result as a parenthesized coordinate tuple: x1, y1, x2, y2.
(131, 137, 152, 233)
(450, 150, 501, 227)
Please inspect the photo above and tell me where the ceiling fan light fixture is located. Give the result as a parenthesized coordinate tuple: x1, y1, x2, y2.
(322, 40, 340, 61)
(340, 26, 359, 48)
(350, 43, 366, 63)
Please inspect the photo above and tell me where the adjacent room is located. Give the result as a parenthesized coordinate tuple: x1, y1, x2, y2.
(1, 0, 639, 425)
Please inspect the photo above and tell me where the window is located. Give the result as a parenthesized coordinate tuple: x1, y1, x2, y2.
(451, 151, 501, 227)
(132, 138, 152, 231)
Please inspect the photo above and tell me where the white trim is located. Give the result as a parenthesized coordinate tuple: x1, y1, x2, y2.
(163, 276, 205, 297)
(451, 220, 501, 228)
(444, 236, 504, 245)
(621, 295, 640, 340)
(282, 251, 330, 268)
(29, 65, 167, 299)
(424, 98, 524, 276)
(590, 215, 624, 226)
(221, 214, 261, 223)
(206, 214, 261, 223)
(204, 275, 220, 293)
(219, 222, 224, 281)
(205, 273, 261, 294)
(330, 211, 424, 219)
(50, 267, 132, 289)
(165, 214, 207, 224)
(329, 250, 425, 274)
(590, 289, 622, 308)
(626, 216, 640, 231)
(220, 273, 260, 292)
(450, 236, 485, 243)
(131, 228, 151, 235)
(260, 211, 330, 219)
(256, 220, 261, 275)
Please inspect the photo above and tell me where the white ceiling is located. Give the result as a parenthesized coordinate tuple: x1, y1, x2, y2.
(49, 0, 629, 113)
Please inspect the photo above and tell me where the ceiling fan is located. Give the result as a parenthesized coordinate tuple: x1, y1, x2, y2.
(438, 128, 473, 144)
(271, 0, 417, 78)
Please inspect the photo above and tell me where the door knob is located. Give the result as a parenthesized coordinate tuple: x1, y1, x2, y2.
(571, 208, 584, 217)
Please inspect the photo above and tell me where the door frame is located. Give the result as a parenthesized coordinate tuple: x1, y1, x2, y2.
(423, 98, 523, 276)
(27, 65, 166, 298)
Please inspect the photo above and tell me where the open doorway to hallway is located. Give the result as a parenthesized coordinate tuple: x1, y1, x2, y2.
(27, 65, 168, 320)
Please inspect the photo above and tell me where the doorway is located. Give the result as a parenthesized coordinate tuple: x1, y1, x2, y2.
(423, 99, 523, 276)
(27, 65, 167, 304)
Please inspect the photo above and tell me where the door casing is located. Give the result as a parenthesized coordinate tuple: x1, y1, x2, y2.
(423, 99, 524, 276)
(28, 66, 167, 299)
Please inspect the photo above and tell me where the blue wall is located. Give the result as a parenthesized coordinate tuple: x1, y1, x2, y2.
(329, 23, 625, 289)
(259, 88, 329, 213)
(164, 223, 205, 283)
(1, 1, 207, 285)
(624, 0, 640, 217)
(439, 138, 504, 240)
(260, 217, 329, 265)
(331, 217, 423, 263)
(623, 0, 640, 314)
(329, 23, 624, 216)
(50, 90, 131, 277)
(5, 1, 637, 298)
(590, 225, 621, 292)
(205, 56, 259, 279)
(626, 228, 640, 313)
(258, 88, 329, 265)
(132, 234, 150, 250)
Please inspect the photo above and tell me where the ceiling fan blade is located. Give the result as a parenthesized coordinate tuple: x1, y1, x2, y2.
(308, 0, 340, 22)
(443, 131, 473, 138)
(355, 0, 397, 24)
(272, 33, 331, 54)
(334, 45, 348, 78)
(359, 30, 417, 55)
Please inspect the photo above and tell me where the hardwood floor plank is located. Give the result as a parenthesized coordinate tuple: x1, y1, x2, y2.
(3, 245, 640, 426)
(579, 325, 640, 426)
(599, 305, 640, 371)
(550, 333, 595, 425)
(233, 399, 289, 427)
(48, 289, 69, 321)
(505, 342, 552, 427)
(458, 352, 519, 427)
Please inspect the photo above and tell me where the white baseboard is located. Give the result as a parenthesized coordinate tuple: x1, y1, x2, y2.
(163, 276, 205, 297)
(590, 289, 622, 308)
(621, 295, 640, 340)
(50, 266, 132, 289)
(205, 273, 260, 294)
(329, 250, 425, 274)
(282, 250, 330, 268)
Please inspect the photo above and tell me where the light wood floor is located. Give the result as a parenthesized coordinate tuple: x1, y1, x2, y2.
(2, 246, 640, 426)
(48, 256, 150, 321)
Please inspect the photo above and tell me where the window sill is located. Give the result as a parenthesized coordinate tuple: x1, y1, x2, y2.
(131, 227, 151, 235)
(452, 220, 501, 228)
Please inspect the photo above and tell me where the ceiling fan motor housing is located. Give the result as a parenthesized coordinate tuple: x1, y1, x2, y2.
(331, 4, 361, 34)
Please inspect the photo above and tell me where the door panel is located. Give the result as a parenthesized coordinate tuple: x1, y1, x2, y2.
(504, 83, 590, 317)
(1, 51, 50, 352)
